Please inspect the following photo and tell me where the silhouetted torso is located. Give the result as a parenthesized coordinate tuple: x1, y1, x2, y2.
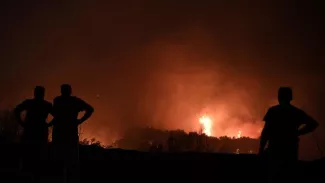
(15, 99, 52, 143)
(52, 96, 89, 143)
(263, 104, 310, 160)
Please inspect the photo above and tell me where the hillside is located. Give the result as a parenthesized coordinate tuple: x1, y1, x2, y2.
(0, 144, 323, 183)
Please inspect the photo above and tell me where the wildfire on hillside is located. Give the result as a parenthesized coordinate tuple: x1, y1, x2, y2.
(199, 115, 212, 136)
(237, 131, 242, 138)
(197, 112, 259, 139)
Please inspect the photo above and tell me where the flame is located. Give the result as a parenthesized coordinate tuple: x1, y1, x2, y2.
(237, 130, 242, 138)
(199, 115, 212, 136)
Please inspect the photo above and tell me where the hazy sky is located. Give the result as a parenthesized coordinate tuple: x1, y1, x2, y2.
(1, 1, 324, 160)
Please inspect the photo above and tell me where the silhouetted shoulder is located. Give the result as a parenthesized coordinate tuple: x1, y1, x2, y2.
(285, 105, 308, 119)
(14, 99, 31, 111)
(291, 106, 318, 126)
(290, 105, 305, 114)
(73, 97, 94, 112)
(53, 96, 68, 106)
(22, 99, 33, 105)
(53, 96, 62, 102)
(44, 100, 52, 111)
(269, 105, 284, 111)
(263, 105, 279, 122)
(263, 104, 309, 124)
(52, 97, 64, 112)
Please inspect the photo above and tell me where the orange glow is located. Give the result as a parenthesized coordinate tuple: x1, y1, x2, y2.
(194, 106, 263, 139)
(237, 130, 242, 138)
(199, 115, 212, 136)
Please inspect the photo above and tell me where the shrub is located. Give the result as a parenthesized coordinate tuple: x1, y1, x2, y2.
(0, 110, 20, 143)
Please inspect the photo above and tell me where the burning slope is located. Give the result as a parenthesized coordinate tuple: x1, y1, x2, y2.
(199, 115, 212, 136)
(198, 113, 261, 138)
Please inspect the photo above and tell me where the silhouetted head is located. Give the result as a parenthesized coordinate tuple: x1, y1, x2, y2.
(278, 87, 293, 105)
(34, 86, 45, 99)
(61, 84, 72, 96)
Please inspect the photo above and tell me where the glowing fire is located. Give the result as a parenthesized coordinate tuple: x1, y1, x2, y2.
(237, 130, 242, 138)
(199, 115, 212, 136)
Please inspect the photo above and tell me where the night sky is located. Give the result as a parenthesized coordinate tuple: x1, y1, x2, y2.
(1, 1, 324, 160)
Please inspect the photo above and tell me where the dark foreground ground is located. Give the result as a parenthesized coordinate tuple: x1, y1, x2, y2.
(0, 144, 323, 183)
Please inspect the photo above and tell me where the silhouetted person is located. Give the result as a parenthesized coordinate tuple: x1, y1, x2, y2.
(14, 86, 52, 178)
(259, 87, 318, 182)
(14, 86, 52, 149)
(50, 84, 94, 163)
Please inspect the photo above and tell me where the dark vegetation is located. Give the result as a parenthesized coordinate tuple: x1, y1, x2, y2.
(117, 127, 259, 153)
(0, 143, 322, 183)
(0, 110, 323, 183)
(0, 110, 21, 144)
